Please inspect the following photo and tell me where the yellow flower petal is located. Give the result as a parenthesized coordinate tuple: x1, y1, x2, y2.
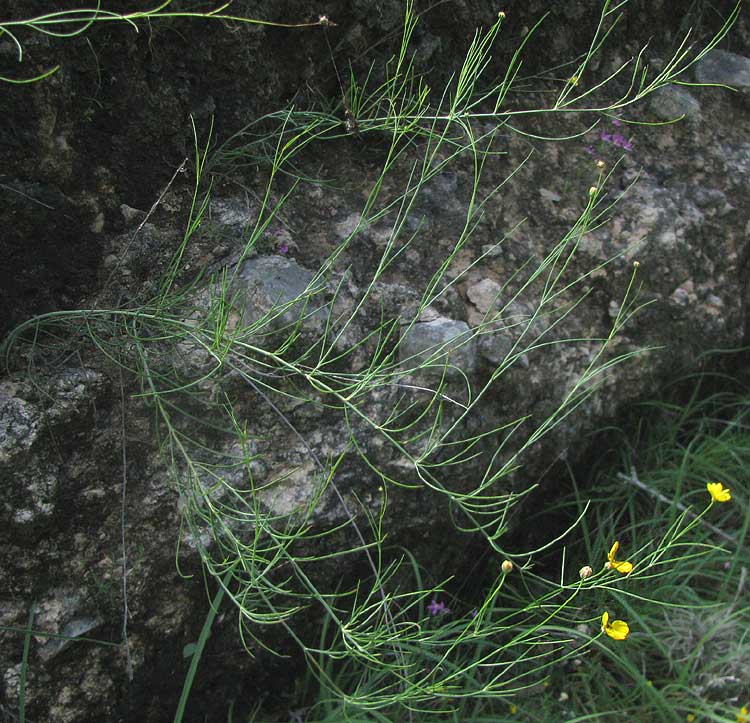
(601, 611, 630, 641)
(612, 560, 633, 574)
(707, 482, 731, 503)
(607, 540, 633, 574)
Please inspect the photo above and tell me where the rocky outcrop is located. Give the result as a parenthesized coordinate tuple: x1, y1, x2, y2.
(1, 1, 749, 720)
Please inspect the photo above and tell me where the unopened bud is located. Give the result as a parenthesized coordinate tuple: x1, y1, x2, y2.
(501, 560, 514, 574)
(589, 186, 598, 196)
(498, 11, 506, 19)
(579, 565, 593, 580)
(596, 159, 605, 169)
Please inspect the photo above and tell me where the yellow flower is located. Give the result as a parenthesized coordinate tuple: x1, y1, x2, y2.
(509, 703, 518, 714)
(601, 611, 630, 640)
(606, 541, 633, 574)
(737, 705, 749, 723)
(707, 481, 731, 503)
(686, 714, 696, 723)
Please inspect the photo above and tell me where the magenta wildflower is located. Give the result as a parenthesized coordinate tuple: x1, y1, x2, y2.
(611, 118, 623, 126)
(277, 242, 289, 255)
(427, 598, 451, 616)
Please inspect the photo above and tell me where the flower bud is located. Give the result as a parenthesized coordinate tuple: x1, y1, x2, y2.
(501, 560, 513, 574)
(596, 159, 605, 169)
(589, 186, 598, 196)
(579, 565, 593, 580)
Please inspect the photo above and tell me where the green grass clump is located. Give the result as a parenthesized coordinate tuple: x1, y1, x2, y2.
(515, 378, 750, 723)
(277, 375, 750, 723)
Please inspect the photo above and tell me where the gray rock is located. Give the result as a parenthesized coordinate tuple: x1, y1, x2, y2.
(209, 196, 256, 235)
(0, 369, 103, 528)
(539, 188, 562, 203)
(0, 385, 39, 464)
(12, 470, 58, 524)
(399, 316, 476, 377)
(34, 591, 104, 661)
(692, 187, 727, 209)
(695, 49, 750, 88)
(649, 85, 702, 124)
(474, 300, 537, 368)
(233, 256, 328, 334)
(477, 331, 514, 367)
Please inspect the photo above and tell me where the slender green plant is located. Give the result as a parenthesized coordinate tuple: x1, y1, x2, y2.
(174, 564, 237, 723)
(1, 1, 743, 720)
(18, 601, 35, 723)
(0, 0, 328, 84)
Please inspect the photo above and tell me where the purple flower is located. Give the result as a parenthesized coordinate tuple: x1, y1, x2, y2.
(584, 145, 596, 155)
(611, 133, 633, 152)
(611, 117, 623, 126)
(427, 598, 451, 616)
(599, 130, 633, 152)
(277, 242, 289, 255)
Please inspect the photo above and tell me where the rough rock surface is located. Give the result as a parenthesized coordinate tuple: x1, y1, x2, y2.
(1, 1, 750, 721)
(695, 48, 750, 87)
(400, 316, 477, 378)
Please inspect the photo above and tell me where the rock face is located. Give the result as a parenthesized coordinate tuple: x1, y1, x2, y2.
(695, 49, 750, 88)
(1, 1, 750, 721)
(400, 316, 477, 378)
(233, 255, 328, 333)
(649, 85, 702, 124)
